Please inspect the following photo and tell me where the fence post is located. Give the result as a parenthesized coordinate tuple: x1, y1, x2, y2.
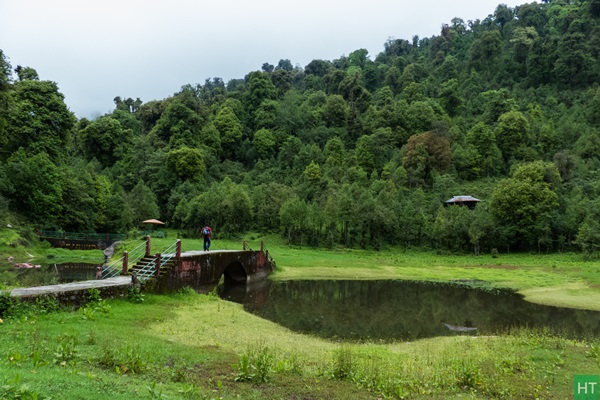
(122, 251, 129, 274)
(243, 240, 247, 250)
(176, 240, 181, 259)
(145, 235, 151, 257)
(155, 253, 161, 277)
(260, 240, 264, 252)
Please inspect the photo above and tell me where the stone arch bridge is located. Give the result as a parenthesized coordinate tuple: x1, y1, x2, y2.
(154, 247, 275, 292)
(124, 239, 276, 293)
(8, 240, 275, 305)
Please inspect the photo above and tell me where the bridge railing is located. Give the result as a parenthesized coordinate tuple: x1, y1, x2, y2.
(134, 240, 181, 283)
(39, 230, 127, 241)
(243, 241, 253, 251)
(158, 240, 180, 271)
(134, 259, 158, 282)
(101, 239, 148, 279)
(261, 241, 277, 271)
(243, 240, 276, 271)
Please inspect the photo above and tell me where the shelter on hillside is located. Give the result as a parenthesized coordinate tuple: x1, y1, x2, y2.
(444, 195, 481, 209)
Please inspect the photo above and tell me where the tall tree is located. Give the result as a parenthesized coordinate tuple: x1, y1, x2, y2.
(495, 110, 531, 162)
(490, 161, 560, 251)
(6, 79, 75, 162)
(126, 180, 160, 225)
(214, 106, 243, 159)
(2, 149, 63, 226)
(79, 116, 132, 167)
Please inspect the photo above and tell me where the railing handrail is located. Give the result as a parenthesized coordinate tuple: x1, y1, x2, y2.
(134, 239, 180, 283)
(38, 230, 127, 241)
(262, 243, 276, 271)
(128, 240, 148, 262)
(100, 239, 149, 279)
(101, 255, 124, 279)
(162, 240, 178, 255)
(136, 259, 157, 280)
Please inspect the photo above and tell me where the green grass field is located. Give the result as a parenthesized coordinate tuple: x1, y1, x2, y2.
(1, 229, 600, 398)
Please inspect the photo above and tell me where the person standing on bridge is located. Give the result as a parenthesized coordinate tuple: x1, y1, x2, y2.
(202, 225, 212, 251)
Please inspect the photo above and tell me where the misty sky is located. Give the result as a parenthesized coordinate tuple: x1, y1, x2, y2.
(1, 0, 527, 119)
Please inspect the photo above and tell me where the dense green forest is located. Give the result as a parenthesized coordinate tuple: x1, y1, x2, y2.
(1, 0, 600, 255)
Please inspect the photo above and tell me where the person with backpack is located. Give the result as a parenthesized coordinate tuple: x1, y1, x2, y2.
(202, 225, 212, 251)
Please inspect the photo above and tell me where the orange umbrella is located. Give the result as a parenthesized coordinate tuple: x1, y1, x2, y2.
(142, 219, 165, 225)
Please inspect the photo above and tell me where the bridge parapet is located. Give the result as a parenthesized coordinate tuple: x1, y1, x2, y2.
(153, 248, 274, 293)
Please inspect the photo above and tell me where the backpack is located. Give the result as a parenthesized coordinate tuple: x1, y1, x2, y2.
(202, 227, 210, 236)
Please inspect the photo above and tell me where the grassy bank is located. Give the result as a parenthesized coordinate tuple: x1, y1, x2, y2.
(2, 290, 599, 399)
(2, 231, 600, 398)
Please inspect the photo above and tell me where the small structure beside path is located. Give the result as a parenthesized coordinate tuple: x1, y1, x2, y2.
(444, 195, 481, 209)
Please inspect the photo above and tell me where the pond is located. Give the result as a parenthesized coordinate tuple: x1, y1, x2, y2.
(220, 279, 600, 341)
(0, 262, 103, 288)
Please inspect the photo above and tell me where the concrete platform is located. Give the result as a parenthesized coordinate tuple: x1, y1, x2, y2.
(9, 276, 132, 298)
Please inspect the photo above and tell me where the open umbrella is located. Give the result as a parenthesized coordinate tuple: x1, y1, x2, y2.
(141, 219, 166, 238)
(142, 219, 165, 225)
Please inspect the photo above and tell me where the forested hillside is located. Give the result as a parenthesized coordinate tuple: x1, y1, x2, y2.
(1, 1, 600, 255)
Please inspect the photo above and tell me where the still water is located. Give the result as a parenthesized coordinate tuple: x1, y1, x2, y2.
(1, 262, 102, 287)
(220, 279, 600, 341)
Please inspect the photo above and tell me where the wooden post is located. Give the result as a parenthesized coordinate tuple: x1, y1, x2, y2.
(260, 240, 264, 251)
(155, 253, 161, 277)
(243, 240, 247, 250)
(122, 251, 129, 274)
(176, 240, 181, 259)
(145, 235, 151, 257)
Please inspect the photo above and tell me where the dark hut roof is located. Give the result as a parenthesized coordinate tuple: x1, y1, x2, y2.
(445, 195, 481, 204)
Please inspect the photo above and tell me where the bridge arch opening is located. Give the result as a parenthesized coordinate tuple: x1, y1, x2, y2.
(222, 261, 247, 286)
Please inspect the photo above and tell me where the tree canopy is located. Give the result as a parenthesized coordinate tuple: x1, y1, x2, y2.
(2, 0, 600, 255)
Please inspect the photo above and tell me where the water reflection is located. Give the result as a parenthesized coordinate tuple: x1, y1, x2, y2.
(220, 279, 600, 341)
(1, 262, 102, 287)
